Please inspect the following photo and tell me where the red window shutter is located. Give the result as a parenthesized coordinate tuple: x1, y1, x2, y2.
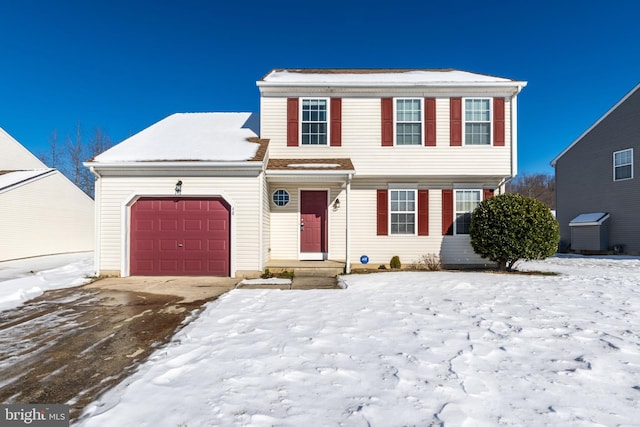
(483, 189, 495, 199)
(287, 98, 299, 147)
(493, 97, 505, 146)
(418, 189, 429, 236)
(442, 189, 454, 235)
(381, 98, 393, 146)
(425, 98, 436, 146)
(450, 98, 462, 146)
(377, 189, 388, 236)
(330, 98, 342, 147)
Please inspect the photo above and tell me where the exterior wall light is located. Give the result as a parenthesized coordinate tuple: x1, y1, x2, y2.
(333, 198, 340, 210)
(175, 180, 182, 195)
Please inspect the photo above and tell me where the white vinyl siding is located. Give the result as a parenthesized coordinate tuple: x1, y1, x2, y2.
(0, 171, 94, 261)
(613, 148, 633, 181)
(95, 175, 262, 277)
(261, 96, 513, 177)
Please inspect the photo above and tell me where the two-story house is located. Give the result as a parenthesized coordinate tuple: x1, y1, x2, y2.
(85, 69, 526, 277)
(552, 82, 640, 253)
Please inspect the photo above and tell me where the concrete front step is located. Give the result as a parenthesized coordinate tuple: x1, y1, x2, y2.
(265, 261, 345, 278)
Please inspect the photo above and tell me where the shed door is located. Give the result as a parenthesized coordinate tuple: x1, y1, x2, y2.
(130, 197, 230, 276)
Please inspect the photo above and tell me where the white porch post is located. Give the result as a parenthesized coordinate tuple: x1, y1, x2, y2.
(345, 173, 352, 274)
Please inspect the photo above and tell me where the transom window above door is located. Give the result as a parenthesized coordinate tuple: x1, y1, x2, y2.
(301, 99, 327, 145)
(396, 98, 422, 145)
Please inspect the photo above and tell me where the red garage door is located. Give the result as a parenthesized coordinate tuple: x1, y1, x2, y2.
(130, 197, 230, 276)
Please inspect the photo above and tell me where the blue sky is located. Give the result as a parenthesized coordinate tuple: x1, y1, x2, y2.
(1, 0, 638, 175)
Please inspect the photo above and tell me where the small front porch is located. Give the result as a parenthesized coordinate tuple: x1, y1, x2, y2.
(265, 260, 346, 277)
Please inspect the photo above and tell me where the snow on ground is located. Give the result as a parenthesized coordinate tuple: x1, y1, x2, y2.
(76, 255, 640, 427)
(0, 252, 94, 312)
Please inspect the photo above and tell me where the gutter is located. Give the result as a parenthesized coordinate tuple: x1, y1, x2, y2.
(83, 161, 264, 170)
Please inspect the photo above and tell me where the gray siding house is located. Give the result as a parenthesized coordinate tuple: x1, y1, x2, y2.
(551, 83, 640, 253)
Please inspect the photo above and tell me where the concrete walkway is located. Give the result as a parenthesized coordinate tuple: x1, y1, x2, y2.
(236, 276, 340, 290)
(90, 275, 342, 295)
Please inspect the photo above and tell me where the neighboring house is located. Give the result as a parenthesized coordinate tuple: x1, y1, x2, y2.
(551, 82, 640, 253)
(0, 127, 94, 261)
(86, 69, 526, 277)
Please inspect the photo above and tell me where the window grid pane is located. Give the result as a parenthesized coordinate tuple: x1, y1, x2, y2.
(390, 190, 416, 234)
(272, 190, 290, 207)
(455, 190, 481, 235)
(301, 99, 327, 145)
(614, 149, 633, 180)
(396, 99, 422, 145)
(464, 99, 491, 145)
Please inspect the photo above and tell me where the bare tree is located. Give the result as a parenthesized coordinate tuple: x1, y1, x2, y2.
(506, 173, 555, 209)
(39, 123, 114, 198)
(38, 129, 64, 168)
(66, 122, 86, 190)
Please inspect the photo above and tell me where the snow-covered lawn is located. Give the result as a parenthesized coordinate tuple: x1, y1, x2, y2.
(0, 252, 94, 312)
(74, 255, 640, 427)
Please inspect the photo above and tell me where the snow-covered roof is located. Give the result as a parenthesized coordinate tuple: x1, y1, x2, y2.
(258, 68, 525, 87)
(92, 113, 263, 163)
(569, 212, 610, 226)
(0, 169, 54, 192)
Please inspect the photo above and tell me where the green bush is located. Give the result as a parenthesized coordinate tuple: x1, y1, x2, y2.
(470, 193, 559, 271)
(390, 255, 402, 269)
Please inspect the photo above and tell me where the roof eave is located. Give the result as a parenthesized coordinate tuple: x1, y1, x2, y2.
(84, 161, 265, 170)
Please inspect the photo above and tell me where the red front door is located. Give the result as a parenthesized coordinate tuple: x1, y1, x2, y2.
(300, 190, 327, 257)
(130, 197, 230, 276)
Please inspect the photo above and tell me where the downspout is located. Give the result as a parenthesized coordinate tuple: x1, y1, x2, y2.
(510, 87, 522, 178)
(345, 173, 352, 274)
(89, 166, 101, 276)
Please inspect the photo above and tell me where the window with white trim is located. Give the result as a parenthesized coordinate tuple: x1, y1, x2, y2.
(396, 98, 422, 145)
(272, 189, 290, 207)
(301, 99, 327, 145)
(390, 189, 416, 234)
(455, 189, 481, 234)
(614, 148, 633, 181)
(464, 98, 491, 145)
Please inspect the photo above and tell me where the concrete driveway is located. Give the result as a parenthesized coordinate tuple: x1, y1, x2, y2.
(0, 276, 237, 421)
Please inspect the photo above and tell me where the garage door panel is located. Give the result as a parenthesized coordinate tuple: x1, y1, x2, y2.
(184, 239, 202, 251)
(130, 197, 230, 276)
(135, 219, 155, 232)
(184, 219, 203, 231)
(160, 219, 178, 231)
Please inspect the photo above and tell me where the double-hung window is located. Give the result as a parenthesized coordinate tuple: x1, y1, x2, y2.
(464, 99, 491, 145)
(396, 99, 422, 145)
(455, 189, 481, 234)
(301, 99, 327, 145)
(390, 189, 416, 234)
(614, 148, 633, 181)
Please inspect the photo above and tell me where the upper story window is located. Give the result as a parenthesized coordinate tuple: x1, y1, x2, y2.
(390, 189, 416, 234)
(396, 99, 422, 145)
(464, 98, 491, 145)
(301, 99, 327, 145)
(455, 189, 481, 234)
(614, 148, 633, 181)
